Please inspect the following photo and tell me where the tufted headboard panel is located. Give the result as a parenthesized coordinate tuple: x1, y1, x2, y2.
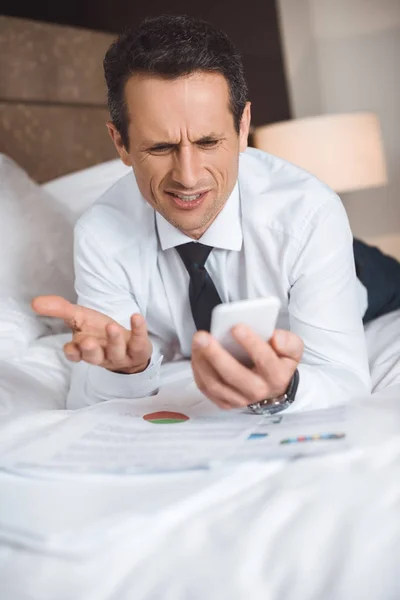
(0, 16, 117, 182)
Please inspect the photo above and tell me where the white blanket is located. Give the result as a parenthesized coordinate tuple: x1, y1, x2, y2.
(1, 313, 400, 600)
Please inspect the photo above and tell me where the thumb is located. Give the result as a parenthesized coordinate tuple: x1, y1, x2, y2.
(31, 295, 77, 327)
(270, 329, 304, 363)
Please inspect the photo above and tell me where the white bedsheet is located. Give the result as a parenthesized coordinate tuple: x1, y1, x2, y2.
(1, 313, 400, 600)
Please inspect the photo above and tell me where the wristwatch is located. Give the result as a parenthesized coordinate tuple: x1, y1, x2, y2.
(247, 369, 300, 415)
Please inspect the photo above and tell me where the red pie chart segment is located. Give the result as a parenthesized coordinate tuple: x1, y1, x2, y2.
(143, 411, 190, 424)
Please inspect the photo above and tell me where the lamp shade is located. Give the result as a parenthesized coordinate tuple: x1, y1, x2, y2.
(253, 112, 388, 193)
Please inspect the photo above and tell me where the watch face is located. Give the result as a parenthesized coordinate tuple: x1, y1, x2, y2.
(246, 398, 290, 415)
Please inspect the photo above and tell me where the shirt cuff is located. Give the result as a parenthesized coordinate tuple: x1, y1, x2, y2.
(284, 362, 371, 412)
(86, 353, 163, 401)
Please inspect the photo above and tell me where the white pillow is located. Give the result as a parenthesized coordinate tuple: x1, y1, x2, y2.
(0, 154, 75, 304)
(41, 158, 131, 219)
(0, 296, 51, 359)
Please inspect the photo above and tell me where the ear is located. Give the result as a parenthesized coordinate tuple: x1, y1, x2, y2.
(239, 102, 252, 153)
(106, 122, 132, 166)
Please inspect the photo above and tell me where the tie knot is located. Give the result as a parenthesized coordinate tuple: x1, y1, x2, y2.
(176, 242, 213, 271)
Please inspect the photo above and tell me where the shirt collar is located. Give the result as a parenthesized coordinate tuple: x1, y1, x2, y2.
(155, 182, 242, 251)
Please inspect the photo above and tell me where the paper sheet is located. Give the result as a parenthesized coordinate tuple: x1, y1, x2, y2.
(229, 406, 348, 462)
(0, 371, 349, 476)
(19, 415, 258, 474)
(0, 379, 261, 474)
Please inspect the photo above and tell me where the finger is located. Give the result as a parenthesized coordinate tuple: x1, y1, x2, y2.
(64, 341, 81, 362)
(192, 333, 265, 407)
(106, 323, 129, 366)
(31, 296, 77, 328)
(127, 314, 152, 365)
(192, 357, 245, 409)
(73, 331, 107, 348)
(192, 331, 270, 403)
(232, 325, 296, 396)
(192, 369, 232, 410)
(232, 324, 282, 374)
(270, 329, 304, 363)
(78, 336, 105, 366)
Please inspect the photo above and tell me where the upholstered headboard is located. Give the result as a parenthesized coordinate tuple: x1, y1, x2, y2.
(0, 16, 117, 182)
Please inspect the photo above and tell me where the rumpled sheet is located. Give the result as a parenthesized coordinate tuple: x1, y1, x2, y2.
(1, 313, 400, 600)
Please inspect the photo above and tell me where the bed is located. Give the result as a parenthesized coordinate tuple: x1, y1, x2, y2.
(1, 15, 400, 600)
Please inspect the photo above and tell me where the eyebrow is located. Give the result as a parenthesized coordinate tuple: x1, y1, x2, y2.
(143, 133, 224, 151)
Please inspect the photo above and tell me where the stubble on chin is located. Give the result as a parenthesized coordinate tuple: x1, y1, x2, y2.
(161, 194, 227, 236)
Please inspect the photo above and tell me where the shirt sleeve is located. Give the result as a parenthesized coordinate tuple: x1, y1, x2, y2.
(287, 193, 371, 411)
(66, 224, 163, 409)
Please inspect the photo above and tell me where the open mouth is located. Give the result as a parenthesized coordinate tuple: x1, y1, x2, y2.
(165, 190, 209, 210)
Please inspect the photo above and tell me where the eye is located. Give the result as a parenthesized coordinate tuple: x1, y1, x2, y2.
(198, 139, 219, 148)
(149, 144, 174, 154)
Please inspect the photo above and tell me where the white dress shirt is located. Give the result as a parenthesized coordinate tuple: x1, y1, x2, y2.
(67, 148, 371, 409)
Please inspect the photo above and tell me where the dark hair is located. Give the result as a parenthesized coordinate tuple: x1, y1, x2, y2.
(103, 14, 248, 149)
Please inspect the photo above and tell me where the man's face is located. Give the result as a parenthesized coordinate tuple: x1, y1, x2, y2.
(108, 71, 251, 238)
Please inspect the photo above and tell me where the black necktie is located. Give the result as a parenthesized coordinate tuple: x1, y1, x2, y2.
(176, 242, 222, 331)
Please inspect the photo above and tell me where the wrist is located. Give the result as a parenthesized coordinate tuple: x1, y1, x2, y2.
(248, 369, 300, 415)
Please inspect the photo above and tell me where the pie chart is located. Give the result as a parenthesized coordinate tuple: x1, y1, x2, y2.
(143, 411, 190, 424)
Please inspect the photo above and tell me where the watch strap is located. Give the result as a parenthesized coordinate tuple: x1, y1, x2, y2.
(247, 368, 300, 415)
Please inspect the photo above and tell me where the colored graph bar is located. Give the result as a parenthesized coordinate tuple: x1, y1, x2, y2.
(280, 433, 345, 444)
(143, 411, 190, 424)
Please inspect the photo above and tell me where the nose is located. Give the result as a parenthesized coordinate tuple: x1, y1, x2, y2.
(172, 146, 202, 189)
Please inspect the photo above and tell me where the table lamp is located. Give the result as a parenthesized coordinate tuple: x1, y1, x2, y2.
(252, 112, 388, 193)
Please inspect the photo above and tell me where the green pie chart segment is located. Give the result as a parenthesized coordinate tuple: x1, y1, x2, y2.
(143, 411, 190, 424)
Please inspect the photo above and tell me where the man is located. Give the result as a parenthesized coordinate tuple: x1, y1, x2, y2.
(32, 15, 371, 411)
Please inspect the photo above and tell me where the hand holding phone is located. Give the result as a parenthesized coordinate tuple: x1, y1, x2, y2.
(210, 297, 280, 365)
